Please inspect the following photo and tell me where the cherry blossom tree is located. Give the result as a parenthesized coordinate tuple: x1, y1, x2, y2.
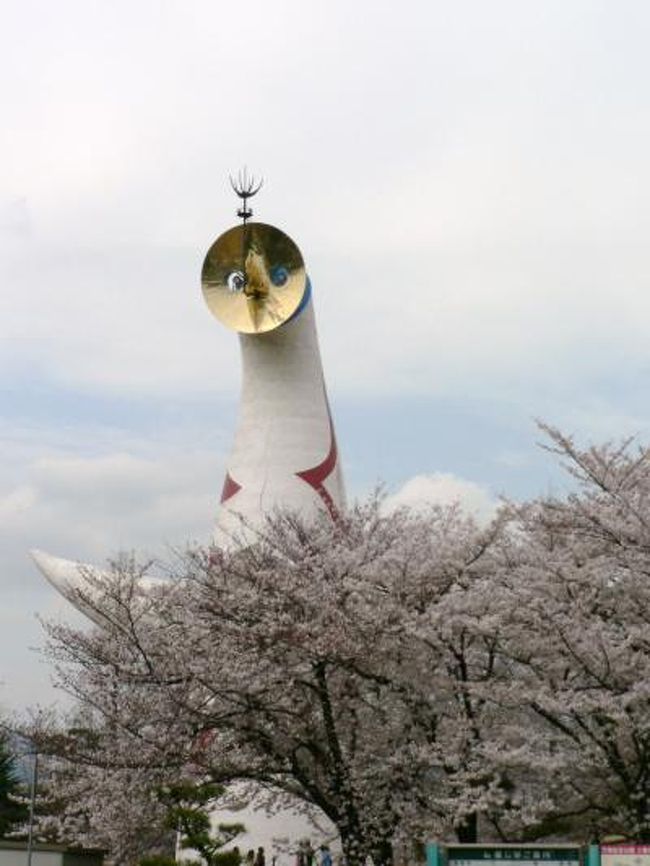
(492, 425, 650, 841)
(33, 424, 650, 863)
(31, 497, 514, 864)
(19, 714, 175, 863)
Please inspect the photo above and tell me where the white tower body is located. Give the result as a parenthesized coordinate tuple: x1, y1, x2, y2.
(217, 291, 345, 545)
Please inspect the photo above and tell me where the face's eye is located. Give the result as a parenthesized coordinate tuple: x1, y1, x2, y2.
(270, 266, 289, 287)
(227, 271, 246, 293)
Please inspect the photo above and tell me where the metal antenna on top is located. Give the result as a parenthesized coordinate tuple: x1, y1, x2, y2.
(229, 168, 263, 224)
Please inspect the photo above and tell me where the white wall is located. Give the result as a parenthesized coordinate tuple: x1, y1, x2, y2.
(0, 851, 62, 866)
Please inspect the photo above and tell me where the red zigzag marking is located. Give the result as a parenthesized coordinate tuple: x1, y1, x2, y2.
(219, 410, 340, 520)
(295, 411, 340, 520)
(220, 472, 241, 504)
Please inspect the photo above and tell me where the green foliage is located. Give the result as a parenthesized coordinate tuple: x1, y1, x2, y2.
(142, 781, 245, 866)
(0, 732, 28, 838)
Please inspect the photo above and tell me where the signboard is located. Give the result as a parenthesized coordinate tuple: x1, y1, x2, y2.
(426, 844, 583, 866)
(447, 847, 582, 866)
(601, 845, 650, 866)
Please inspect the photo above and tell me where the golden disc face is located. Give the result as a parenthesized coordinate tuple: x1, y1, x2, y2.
(201, 223, 307, 334)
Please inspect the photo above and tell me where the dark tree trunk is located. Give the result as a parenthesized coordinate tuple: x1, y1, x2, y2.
(370, 837, 393, 866)
(635, 792, 650, 842)
(456, 812, 478, 843)
(340, 832, 366, 866)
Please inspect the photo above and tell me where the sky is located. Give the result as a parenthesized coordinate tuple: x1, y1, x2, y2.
(2, 0, 650, 711)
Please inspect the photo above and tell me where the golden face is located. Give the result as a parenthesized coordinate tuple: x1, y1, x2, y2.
(201, 223, 307, 334)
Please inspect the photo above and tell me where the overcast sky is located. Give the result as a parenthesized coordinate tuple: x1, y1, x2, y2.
(2, 0, 650, 711)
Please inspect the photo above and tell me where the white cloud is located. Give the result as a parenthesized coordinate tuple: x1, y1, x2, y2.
(1, 1, 650, 403)
(0, 425, 227, 711)
(3, 448, 222, 565)
(383, 473, 498, 523)
(0, 485, 37, 524)
(3, 0, 650, 709)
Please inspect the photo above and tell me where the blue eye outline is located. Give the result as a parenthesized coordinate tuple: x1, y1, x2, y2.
(287, 276, 312, 324)
(270, 265, 289, 287)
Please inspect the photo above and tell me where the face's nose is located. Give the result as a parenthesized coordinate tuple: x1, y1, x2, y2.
(243, 247, 271, 299)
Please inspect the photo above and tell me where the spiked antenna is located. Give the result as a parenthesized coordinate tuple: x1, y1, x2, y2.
(229, 167, 263, 224)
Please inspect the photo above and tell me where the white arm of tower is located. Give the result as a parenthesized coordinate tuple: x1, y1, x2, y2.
(30, 549, 112, 626)
(30, 549, 161, 627)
